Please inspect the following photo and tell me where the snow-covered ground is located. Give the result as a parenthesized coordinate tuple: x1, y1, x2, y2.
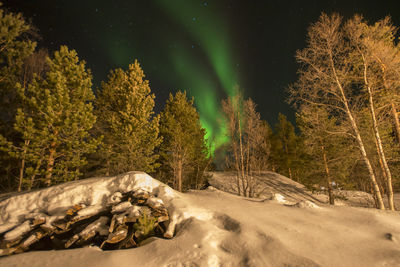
(1, 171, 400, 266)
(208, 171, 399, 208)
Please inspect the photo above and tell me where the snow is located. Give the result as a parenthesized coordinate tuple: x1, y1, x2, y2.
(77, 205, 107, 217)
(0, 172, 173, 225)
(111, 201, 132, 214)
(4, 220, 31, 241)
(0, 222, 18, 234)
(146, 197, 164, 209)
(271, 193, 290, 204)
(80, 216, 109, 237)
(1, 171, 400, 266)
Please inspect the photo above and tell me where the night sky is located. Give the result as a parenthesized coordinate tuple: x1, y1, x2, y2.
(3, 0, 400, 148)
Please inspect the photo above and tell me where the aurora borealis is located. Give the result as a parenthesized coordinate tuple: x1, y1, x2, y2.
(5, 0, 400, 153)
(155, 0, 239, 151)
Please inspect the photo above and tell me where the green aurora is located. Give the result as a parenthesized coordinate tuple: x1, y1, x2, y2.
(155, 0, 240, 153)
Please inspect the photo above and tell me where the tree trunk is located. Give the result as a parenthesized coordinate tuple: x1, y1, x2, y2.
(28, 157, 42, 191)
(177, 159, 182, 192)
(75, 168, 80, 181)
(346, 97, 384, 210)
(379, 63, 400, 145)
(330, 53, 385, 210)
(45, 147, 56, 187)
(233, 143, 241, 196)
(363, 57, 394, 210)
(238, 114, 247, 197)
(374, 134, 391, 202)
(195, 165, 200, 190)
(18, 140, 30, 192)
(6, 164, 11, 191)
(390, 102, 400, 144)
(322, 145, 334, 205)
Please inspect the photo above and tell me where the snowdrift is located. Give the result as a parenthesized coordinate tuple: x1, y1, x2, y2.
(208, 171, 323, 203)
(208, 171, 382, 208)
(1, 171, 400, 266)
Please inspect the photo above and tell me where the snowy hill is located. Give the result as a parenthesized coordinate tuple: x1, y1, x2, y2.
(1, 171, 400, 266)
(208, 171, 380, 208)
(208, 171, 324, 203)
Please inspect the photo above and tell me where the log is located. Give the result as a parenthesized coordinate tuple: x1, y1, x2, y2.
(0, 189, 170, 256)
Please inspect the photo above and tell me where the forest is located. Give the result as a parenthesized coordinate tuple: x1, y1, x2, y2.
(0, 6, 399, 211)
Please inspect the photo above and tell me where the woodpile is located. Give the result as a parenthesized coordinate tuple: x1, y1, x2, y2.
(0, 189, 170, 256)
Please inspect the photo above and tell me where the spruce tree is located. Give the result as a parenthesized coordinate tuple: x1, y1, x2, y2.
(159, 91, 209, 192)
(95, 60, 161, 176)
(270, 114, 297, 180)
(269, 113, 308, 183)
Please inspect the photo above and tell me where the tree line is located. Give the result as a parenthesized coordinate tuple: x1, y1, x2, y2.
(288, 13, 400, 210)
(212, 13, 400, 211)
(1, 6, 399, 211)
(0, 5, 209, 193)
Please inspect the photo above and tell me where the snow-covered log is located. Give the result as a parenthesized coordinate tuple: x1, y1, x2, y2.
(0, 172, 174, 256)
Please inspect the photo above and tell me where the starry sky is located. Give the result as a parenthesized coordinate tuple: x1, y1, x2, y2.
(3, 0, 400, 149)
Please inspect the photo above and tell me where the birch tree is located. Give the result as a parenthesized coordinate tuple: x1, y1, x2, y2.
(345, 16, 400, 210)
(222, 90, 270, 197)
(289, 13, 385, 209)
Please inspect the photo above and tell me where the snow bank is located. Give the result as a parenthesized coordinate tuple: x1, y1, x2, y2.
(208, 171, 326, 204)
(0, 171, 213, 249)
(0, 172, 175, 225)
(1, 171, 400, 266)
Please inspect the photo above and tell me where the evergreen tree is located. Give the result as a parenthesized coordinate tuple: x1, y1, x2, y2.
(159, 91, 209, 192)
(94, 60, 161, 176)
(296, 106, 356, 204)
(1, 46, 98, 189)
(0, 4, 36, 128)
(0, 4, 36, 191)
(270, 114, 300, 181)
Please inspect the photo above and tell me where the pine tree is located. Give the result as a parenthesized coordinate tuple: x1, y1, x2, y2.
(270, 114, 300, 181)
(2, 46, 98, 189)
(159, 91, 209, 192)
(0, 4, 36, 191)
(0, 4, 36, 128)
(94, 60, 161, 176)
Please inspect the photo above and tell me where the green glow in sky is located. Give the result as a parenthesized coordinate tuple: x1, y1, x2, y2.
(168, 48, 228, 153)
(156, 0, 240, 153)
